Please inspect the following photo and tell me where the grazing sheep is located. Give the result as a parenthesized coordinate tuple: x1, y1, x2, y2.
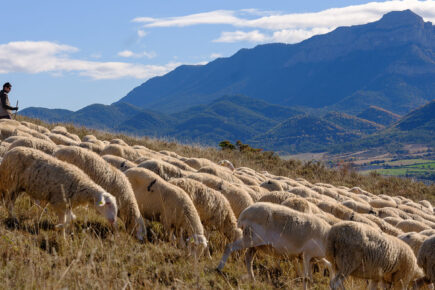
(234, 173, 259, 186)
(21, 121, 50, 133)
(48, 133, 80, 146)
(125, 168, 207, 257)
(79, 142, 104, 154)
(0, 119, 20, 127)
(138, 159, 187, 181)
(327, 221, 422, 289)
(418, 200, 433, 213)
(54, 147, 146, 241)
(187, 172, 253, 218)
(361, 214, 404, 236)
(0, 142, 9, 156)
(181, 157, 218, 170)
(159, 150, 180, 158)
(8, 137, 57, 155)
(3, 136, 26, 144)
(383, 216, 403, 227)
(419, 229, 435, 237)
(416, 235, 435, 287)
(369, 198, 397, 209)
(398, 232, 427, 257)
(258, 191, 296, 204)
(377, 207, 402, 219)
(160, 156, 196, 172)
(218, 160, 235, 171)
(82, 135, 97, 142)
(0, 147, 117, 236)
(101, 144, 143, 162)
(0, 125, 32, 140)
(342, 200, 376, 215)
(51, 126, 81, 143)
(281, 197, 321, 214)
(198, 166, 243, 185)
(169, 178, 241, 242)
(260, 179, 284, 191)
(396, 219, 431, 233)
(217, 202, 333, 290)
(399, 205, 435, 224)
(102, 155, 137, 172)
(110, 138, 128, 146)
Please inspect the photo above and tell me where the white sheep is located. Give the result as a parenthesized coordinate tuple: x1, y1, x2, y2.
(383, 216, 403, 227)
(187, 172, 253, 218)
(327, 221, 423, 289)
(82, 134, 97, 142)
(197, 166, 243, 185)
(102, 155, 137, 172)
(0, 147, 117, 237)
(396, 219, 431, 233)
(217, 202, 333, 290)
(415, 235, 435, 287)
(125, 167, 207, 257)
(48, 133, 80, 146)
(260, 179, 285, 191)
(101, 144, 143, 162)
(8, 136, 57, 155)
(79, 142, 104, 154)
(51, 126, 81, 143)
(418, 200, 433, 213)
(258, 191, 297, 204)
(419, 229, 435, 237)
(361, 214, 404, 236)
(138, 159, 188, 181)
(54, 146, 146, 241)
(169, 178, 241, 242)
(110, 138, 129, 146)
(398, 232, 427, 257)
(218, 160, 235, 171)
(342, 199, 376, 214)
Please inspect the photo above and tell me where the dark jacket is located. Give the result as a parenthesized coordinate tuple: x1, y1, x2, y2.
(0, 90, 15, 117)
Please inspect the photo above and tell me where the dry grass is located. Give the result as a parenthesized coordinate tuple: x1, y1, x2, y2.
(0, 116, 432, 289)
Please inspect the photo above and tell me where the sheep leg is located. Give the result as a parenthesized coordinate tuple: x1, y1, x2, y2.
(302, 252, 313, 290)
(320, 258, 335, 281)
(217, 238, 247, 271)
(54, 208, 68, 239)
(245, 247, 257, 280)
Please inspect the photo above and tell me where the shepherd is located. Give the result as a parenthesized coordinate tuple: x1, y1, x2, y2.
(0, 82, 19, 119)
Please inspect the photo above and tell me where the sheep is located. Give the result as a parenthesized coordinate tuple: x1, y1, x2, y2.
(419, 229, 435, 237)
(159, 156, 196, 172)
(125, 168, 207, 257)
(181, 157, 220, 170)
(0, 147, 117, 236)
(0, 142, 8, 157)
(82, 135, 97, 142)
(197, 166, 243, 185)
(138, 159, 187, 181)
(234, 173, 259, 186)
(110, 138, 128, 146)
(217, 202, 333, 290)
(187, 172, 253, 218)
(257, 191, 296, 204)
(311, 186, 345, 202)
(8, 137, 58, 155)
(79, 142, 104, 154)
(48, 133, 79, 146)
(281, 197, 322, 214)
(51, 126, 81, 143)
(260, 179, 284, 191)
(159, 150, 181, 158)
(361, 214, 404, 236)
(342, 200, 376, 214)
(399, 205, 435, 224)
(101, 144, 143, 162)
(0, 119, 20, 127)
(370, 198, 398, 209)
(418, 200, 433, 213)
(398, 232, 427, 257)
(169, 178, 241, 242)
(415, 235, 435, 287)
(383, 216, 403, 227)
(218, 160, 235, 171)
(54, 146, 146, 241)
(326, 221, 423, 289)
(377, 207, 402, 219)
(315, 200, 379, 229)
(14, 125, 52, 142)
(0, 125, 32, 140)
(396, 219, 431, 233)
(102, 155, 137, 172)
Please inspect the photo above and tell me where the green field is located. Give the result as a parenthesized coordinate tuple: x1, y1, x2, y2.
(368, 160, 435, 181)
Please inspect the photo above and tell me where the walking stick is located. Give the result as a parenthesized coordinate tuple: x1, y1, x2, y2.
(13, 100, 18, 119)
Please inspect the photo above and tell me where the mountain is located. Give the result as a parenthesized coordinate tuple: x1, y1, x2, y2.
(20, 107, 73, 122)
(356, 106, 401, 126)
(323, 112, 384, 134)
(118, 10, 434, 114)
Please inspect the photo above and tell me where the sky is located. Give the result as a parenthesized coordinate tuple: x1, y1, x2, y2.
(1, 0, 434, 111)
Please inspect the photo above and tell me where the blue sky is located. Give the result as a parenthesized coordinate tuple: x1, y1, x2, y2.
(1, 0, 434, 110)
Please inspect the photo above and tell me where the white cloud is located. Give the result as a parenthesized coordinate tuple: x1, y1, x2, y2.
(137, 30, 147, 38)
(118, 49, 156, 59)
(134, 0, 435, 44)
(213, 30, 267, 43)
(0, 41, 178, 80)
(210, 53, 222, 59)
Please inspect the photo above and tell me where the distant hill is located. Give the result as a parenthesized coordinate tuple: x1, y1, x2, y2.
(117, 10, 434, 114)
(357, 106, 401, 126)
(330, 100, 435, 153)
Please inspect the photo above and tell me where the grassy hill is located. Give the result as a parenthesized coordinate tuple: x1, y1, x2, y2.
(0, 115, 434, 289)
(357, 105, 401, 126)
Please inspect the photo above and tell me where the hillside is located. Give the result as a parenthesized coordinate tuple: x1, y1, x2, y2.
(118, 10, 434, 114)
(0, 116, 433, 289)
(357, 106, 401, 126)
(330, 100, 435, 153)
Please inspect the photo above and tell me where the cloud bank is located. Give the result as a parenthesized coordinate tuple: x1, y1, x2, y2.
(135, 0, 435, 43)
(0, 41, 178, 80)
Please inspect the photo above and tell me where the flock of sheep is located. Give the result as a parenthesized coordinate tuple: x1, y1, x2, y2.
(0, 118, 434, 289)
